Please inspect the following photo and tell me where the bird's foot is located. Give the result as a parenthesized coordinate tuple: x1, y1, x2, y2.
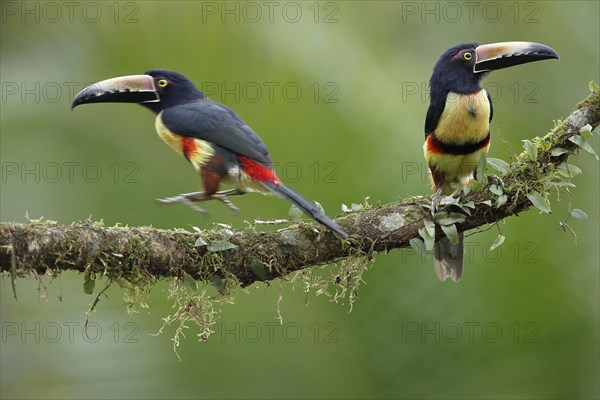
(431, 188, 442, 217)
(156, 192, 210, 215)
(212, 193, 240, 214)
(212, 188, 245, 214)
(156, 189, 246, 215)
(488, 174, 504, 187)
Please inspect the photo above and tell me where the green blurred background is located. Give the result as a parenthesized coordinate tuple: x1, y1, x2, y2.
(1, 1, 599, 398)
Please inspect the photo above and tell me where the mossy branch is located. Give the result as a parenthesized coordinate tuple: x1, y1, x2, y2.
(1, 88, 599, 288)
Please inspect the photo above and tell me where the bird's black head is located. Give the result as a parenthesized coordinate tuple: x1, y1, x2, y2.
(430, 42, 482, 96)
(142, 69, 205, 113)
(71, 69, 205, 114)
(429, 41, 559, 99)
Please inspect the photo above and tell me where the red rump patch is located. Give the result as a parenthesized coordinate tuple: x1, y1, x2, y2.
(239, 156, 280, 184)
(182, 137, 196, 160)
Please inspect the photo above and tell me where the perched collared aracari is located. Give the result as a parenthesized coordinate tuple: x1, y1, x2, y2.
(72, 70, 347, 238)
(424, 41, 558, 282)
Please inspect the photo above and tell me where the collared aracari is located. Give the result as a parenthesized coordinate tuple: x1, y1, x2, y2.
(424, 41, 558, 282)
(72, 69, 347, 238)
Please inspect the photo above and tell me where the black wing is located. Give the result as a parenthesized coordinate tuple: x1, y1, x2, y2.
(424, 92, 447, 138)
(160, 100, 273, 165)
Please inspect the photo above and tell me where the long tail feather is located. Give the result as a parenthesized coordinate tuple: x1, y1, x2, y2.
(259, 182, 347, 238)
(434, 232, 464, 282)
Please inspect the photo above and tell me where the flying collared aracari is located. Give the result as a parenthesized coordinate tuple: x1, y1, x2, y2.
(72, 70, 347, 238)
(424, 41, 558, 282)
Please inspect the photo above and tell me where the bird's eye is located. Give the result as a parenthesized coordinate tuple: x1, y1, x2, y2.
(463, 52, 473, 60)
(157, 79, 168, 88)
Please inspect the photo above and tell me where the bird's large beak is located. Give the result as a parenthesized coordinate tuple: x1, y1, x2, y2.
(72, 74, 159, 109)
(474, 41, 559, 73)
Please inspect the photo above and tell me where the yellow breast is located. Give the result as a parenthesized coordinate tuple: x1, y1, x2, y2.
(435, 90, 490, 144)
(155, 113, 181, 153)
(155, 113, 215, 171)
